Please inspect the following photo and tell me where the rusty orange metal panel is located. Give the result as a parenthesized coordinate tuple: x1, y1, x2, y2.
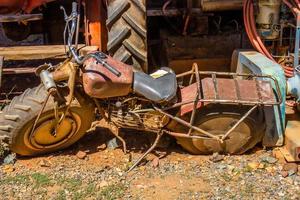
(84, 0, 107, 51)
(24, 0, 55, 13)
(0, 0, 54, 14)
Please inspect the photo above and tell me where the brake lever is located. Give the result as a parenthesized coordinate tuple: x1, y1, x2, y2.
(60, 6, 68, 21)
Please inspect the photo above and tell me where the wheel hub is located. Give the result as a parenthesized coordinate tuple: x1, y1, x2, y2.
(25, 112, 81, 150)
(192, 116, 252, 154)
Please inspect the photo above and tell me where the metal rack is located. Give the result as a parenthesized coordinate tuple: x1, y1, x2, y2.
(156, 63, 282, 143)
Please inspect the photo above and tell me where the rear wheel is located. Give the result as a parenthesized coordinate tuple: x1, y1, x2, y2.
(0, 85, 95, 156)
(106, 0, 147, 72)
(168, 104, 265, 155)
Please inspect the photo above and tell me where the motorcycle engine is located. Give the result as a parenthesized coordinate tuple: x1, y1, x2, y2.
(108, 98, 170, 131)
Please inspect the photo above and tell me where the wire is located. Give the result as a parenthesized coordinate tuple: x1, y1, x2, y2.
(244, 0, 300, 77)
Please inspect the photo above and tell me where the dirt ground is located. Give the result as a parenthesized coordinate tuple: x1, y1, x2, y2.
(1, 127, 300, 200)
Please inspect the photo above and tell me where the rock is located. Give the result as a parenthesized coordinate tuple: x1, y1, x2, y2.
(38, 159, 52, 167)
(260, 156, 278, 164)
(283, 163, 298, 174)
(76, 151, 87, 159)
(266, 167, 275, 173)
(209, 153, 225, 163)
(281, 171, 289, 178)
(272, 148, 286, 164)
(107, 138, 120, 150)
(99, 181, 109, 188)
(248, 162, 260, 170)
(97, 143, 107, 151)
(3, 153, 16, 164)
(2, 164, 15, 173)
(151, 157, 160, 168)
(258, 163, 265, 169)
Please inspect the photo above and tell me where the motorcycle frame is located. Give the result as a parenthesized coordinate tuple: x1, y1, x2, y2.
(47, 59, 282, 143)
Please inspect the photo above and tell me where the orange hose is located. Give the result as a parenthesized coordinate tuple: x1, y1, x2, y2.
(244, 0, 300, 77)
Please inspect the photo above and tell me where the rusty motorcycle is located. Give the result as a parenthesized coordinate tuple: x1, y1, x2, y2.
(0, 3, 281, 169)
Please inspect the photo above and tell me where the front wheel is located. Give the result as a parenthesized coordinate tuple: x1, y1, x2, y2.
(0, 85, 95, 156)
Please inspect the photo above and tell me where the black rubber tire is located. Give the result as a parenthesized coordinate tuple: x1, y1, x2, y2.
(0, 85, 95, 156)
(106, 0, 147, 72)
(168, 104, 266, 155)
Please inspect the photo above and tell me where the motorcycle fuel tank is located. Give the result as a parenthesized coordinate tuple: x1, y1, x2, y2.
(82, 55, 133, 99)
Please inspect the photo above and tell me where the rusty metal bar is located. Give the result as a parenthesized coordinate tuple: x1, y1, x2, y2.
(188, 63, 201, 135)
(255, 77, 263, 104)
(212, 73, 219, 100)
(164, 130, 213, 140)
(175, 70, 283, 106)
(201, 0, 243, 12)
(0, 14, 43, 23)
(127, 131, 164, 172)
(147, 8, 206, 17)
(221, 105, 258, 141)
(154, 106, 222, 141)
(233, 74, 241, 102)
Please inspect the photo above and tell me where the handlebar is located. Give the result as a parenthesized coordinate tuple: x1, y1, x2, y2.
(61, 2, 122, 77)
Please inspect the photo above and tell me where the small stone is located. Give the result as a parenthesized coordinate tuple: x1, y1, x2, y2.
(258, 163, 265, 169)
(261, 156, 278, 164)
(248, 162, 260, 170)
(272, 148, 286, 164)
(136, 184, 145, 189)
(3, 153, 16, 165)
(278, 192, 285, 197)
(283, 163, 298, 174)
(38, 159, 52, 167)
(107, 138, 120, 150)
(140, 166, 146, 171)
(266, 167, 274, 173)
(281, 171, 289, 178)
(76, 151, 87, 159)
(2, 164, 15, 173)
(209, 153, 225, 163)
(97, 143, 107, 151)
(151, 157, 160, 168)
(99, 181, 109, 188)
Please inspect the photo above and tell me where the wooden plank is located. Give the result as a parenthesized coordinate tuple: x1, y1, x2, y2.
(169, 58, 231, 74)
(0, 14, 43, 23)
(2, 67, 35, 74)
(0, 45, 99, 61)
(0, 56, 3, 87)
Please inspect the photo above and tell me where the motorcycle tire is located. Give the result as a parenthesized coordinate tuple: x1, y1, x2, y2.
(106, 0, 147, 72)
(0, 85, 95, 156)
(168, 104, 266, 155)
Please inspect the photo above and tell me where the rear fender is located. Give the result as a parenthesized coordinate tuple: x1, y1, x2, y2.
(179, 83, 203, 116)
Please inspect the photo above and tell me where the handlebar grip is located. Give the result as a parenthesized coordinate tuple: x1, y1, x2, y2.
(72, 2, 77, 14)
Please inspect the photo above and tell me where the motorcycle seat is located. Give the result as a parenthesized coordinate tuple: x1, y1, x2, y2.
(133, 68, 177, 103)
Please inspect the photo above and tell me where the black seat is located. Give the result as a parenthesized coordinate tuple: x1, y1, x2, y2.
(133, 68, 177, 103)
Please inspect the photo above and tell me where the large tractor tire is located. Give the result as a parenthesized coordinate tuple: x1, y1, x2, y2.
(168, 104, 266, 155)
(106, 0, 147, 72)
(0, 85, 95, 156)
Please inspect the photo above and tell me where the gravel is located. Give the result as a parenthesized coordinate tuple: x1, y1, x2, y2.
(0, 133, 300, 200)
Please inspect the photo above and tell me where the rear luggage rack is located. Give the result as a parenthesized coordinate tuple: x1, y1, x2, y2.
(156, 63, 282, 143)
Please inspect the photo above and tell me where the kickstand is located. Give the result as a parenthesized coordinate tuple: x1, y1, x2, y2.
(109, 124, 127, 154)
(127, 131, 164, 172)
